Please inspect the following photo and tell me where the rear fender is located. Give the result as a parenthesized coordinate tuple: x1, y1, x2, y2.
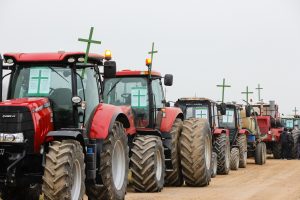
(160, 107, 183, 133)
(239, 129, 249, 135)
(213, 128, 229, 136)
(89, 103, 130, 140)
(271, 128, 283, 141)
(46, 130, 85, 153)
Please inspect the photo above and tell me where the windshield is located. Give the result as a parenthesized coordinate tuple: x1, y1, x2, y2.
(282, 118, 300, 129)
(185, 105, 209, 119)
(104, 77, 149, 127)
(219, 108, 236, 129)
(11, 66, 72, 99)
(252, 105, 276, 117)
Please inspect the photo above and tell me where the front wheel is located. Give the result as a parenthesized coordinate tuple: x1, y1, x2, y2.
(130, 135, 165, 192)
(86, 121, 129, 200)
(214, 133, 230, 175)
(42, 140, 85, 200)
(237, 134, 247, 168)
(230, 147, 239, 170)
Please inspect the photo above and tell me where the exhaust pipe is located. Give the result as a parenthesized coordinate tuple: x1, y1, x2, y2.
(0, 54, 3, 101)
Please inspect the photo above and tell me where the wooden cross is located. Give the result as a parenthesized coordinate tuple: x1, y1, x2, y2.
(147, 42, 158, 78)
(78, 27, 102, 64)
(293, 107, 298, 115)
(241, 86, 253, 103)
(217, 78, 231, 103)
(256, 84, 263, 102)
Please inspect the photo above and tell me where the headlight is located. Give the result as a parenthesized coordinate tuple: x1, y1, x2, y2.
(0, 133, 24, 143)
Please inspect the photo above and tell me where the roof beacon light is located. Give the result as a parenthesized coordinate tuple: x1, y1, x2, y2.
(105, 50, 112, 61)
(146, 58, 152, 66)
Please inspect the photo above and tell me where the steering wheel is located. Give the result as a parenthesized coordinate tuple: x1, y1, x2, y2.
(121, 93, 131, 99)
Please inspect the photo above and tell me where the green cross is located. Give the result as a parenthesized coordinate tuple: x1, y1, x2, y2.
(31, 70, 48, 95)
(256, 84, 263, 102)
(293, 107, 298, 115)
(241, 86, 253, 103)
(224, 111, 233, 123)
(78, 27, 102, 64)
(147, 42, 158, 78)
(196, 109, 207, 118)
(217, 78, 231, 103)
(133, 90, 146, 107)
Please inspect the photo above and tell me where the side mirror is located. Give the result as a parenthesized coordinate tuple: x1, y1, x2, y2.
(245, 105, 251, 117)
(104, 61, 116, 78)
(164, 74, 173, 86)
(218, 103, 227, 115)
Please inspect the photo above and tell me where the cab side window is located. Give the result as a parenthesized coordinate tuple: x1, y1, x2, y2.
(151, 79, 164, 109)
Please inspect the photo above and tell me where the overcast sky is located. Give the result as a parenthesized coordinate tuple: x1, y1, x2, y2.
(1, 0, 300, 115)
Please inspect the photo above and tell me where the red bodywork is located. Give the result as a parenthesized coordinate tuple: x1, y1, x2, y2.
(89, 103, 132, 139)
(257, 116, 283, 142)
(213, 128, 230, 136)
(0, 98, 53, 153)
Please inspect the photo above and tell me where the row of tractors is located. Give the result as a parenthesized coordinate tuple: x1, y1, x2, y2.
(0, 51, 284, 200)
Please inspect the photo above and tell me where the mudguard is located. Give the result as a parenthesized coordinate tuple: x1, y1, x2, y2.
(239, 129, 250, 135)
(89, 103, 130, 140)
(213, 128, 229, 136)
(160, 107, 183, 133)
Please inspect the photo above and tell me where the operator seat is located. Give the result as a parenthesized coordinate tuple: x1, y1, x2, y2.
(49, 88, 74, 129)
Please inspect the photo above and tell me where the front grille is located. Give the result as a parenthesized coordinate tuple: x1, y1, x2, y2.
(0, 106, 35, 153)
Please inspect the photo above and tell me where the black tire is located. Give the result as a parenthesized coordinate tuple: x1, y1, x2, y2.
(255, 142, 266, 165)
(214, 133, 230, 175)
(1, 184, 41, 200)
(130, 135, 165, 192)
(292, 131, 300, 158)
(262, 142, 267, 164)
(210, 152, 218, 178)
(237, 134, 247, 168)
(180, 118, 212, 187)
(230, 147, 239, 170)
(86, 121, 129, 200)
(272, 142, 281, 159)
(165, 118, 184, 187)
(42, 140, 85, 200)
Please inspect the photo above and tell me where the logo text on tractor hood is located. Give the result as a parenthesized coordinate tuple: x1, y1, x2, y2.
(2, 114, 16, 118)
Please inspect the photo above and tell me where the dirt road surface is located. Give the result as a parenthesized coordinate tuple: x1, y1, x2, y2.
(126, 158, 300, 200)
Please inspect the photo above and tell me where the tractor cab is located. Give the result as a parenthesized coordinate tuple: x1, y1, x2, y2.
(1, 52, 116, 145)
(218, 103, 242, 143)
(103, 69, 173, 130)
(281, 115, 300, 130)
(175, 98, 221, 130)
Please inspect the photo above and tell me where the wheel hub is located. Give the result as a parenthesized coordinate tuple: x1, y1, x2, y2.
(112, 140, 126, 190)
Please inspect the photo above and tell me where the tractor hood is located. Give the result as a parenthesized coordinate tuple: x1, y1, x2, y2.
(0, 98, 50, 112)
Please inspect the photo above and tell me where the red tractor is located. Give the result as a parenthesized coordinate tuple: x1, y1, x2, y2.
(103, 67, 184, 191)
(175, 98, 230, 177)
(0, 52, 131, 200)
(251, 101, 283, 159)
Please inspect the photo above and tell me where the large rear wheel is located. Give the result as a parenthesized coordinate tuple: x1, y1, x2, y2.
(165, 118, 184, 187)
(86, 121, 129, 200)
(180, 118, 212, 187)
(214, 133, 230, 175)
(130, 135, 165, 192)
(42, 140, 85, 200)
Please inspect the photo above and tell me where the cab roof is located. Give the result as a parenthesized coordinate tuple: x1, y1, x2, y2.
(3, 52, 104, 64)
(177, 97, 216, 103)
(116, 69, 162, 77)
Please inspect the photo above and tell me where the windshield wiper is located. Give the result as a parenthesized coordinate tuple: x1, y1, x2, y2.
(106, 78, 122, 96)
(48, 66, 69, 83)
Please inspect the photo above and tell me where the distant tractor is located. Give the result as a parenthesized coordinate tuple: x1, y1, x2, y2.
(175, 98, 230, 177)
(0, 52, 131, 200)
(219, 102, 266, 167)
(103, 66, 184, 192)
(251, 101, 283, 159)
(281, 115, 300, 158)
